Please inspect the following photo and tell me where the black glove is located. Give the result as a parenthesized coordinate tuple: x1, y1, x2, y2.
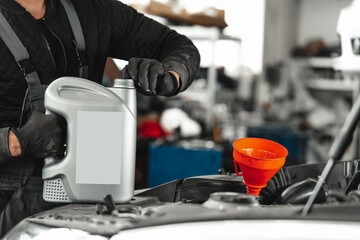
(11, 111, 66, 158)
(121, 58, 179, 96)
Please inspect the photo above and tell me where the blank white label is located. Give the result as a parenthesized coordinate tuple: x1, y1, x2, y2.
(76, 111, 123, 184)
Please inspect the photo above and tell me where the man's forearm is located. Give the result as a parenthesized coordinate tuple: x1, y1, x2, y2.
(0, 127, 17, 162)
(8, 130, 21, 157)
(168, 70, 180, 86)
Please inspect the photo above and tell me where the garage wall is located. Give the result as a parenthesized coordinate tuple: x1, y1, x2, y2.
(262, 0, 299, 66)
(297, 0, 352, 46)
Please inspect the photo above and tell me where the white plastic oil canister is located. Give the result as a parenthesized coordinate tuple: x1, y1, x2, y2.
(42, 77, 136, 203)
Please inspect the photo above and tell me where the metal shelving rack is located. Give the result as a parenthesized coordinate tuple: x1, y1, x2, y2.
(290, 56, 360, 160)
(171, 26, 241, 131)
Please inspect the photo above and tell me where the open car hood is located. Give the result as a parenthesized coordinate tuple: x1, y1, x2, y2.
(4, 159, 360, 239)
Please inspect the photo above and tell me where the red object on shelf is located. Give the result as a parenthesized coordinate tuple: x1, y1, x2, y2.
(140, 121, 169, 139)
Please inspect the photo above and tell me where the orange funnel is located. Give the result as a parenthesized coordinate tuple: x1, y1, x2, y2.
(233, 138, 288, 196)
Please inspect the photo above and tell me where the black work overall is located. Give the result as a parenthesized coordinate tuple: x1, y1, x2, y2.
(0, 0, 88, 236)
(0, 71, 61, 238)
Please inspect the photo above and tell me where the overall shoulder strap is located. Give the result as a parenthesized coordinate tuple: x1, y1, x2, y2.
(59, 0, 89, 79)
(0, 11, 41, 87)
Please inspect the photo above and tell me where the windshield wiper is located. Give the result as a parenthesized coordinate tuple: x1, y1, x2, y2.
(302, 93, 360, 216)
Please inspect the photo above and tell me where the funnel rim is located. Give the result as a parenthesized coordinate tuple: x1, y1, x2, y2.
(235, 153, 285, 162)
(233, 137, 288, 161)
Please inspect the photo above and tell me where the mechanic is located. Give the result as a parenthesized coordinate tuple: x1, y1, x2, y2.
(0, 0, 200, 236)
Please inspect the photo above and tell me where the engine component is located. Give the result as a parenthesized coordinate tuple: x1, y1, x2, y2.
(276, 178, 328, 205)
(203, 192, 259, 211)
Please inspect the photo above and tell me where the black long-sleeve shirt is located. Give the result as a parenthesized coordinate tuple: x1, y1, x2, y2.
(0, 0, 200, 172)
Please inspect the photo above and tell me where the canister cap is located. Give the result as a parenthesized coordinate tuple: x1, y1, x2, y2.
(113, 79, 135, 89)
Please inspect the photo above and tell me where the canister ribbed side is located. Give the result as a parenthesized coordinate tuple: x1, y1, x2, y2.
(113, 79, 135, 89)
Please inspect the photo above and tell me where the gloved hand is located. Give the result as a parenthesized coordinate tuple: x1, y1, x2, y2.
(121, 58, 179, 96)
(10, 111, 66, 158)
